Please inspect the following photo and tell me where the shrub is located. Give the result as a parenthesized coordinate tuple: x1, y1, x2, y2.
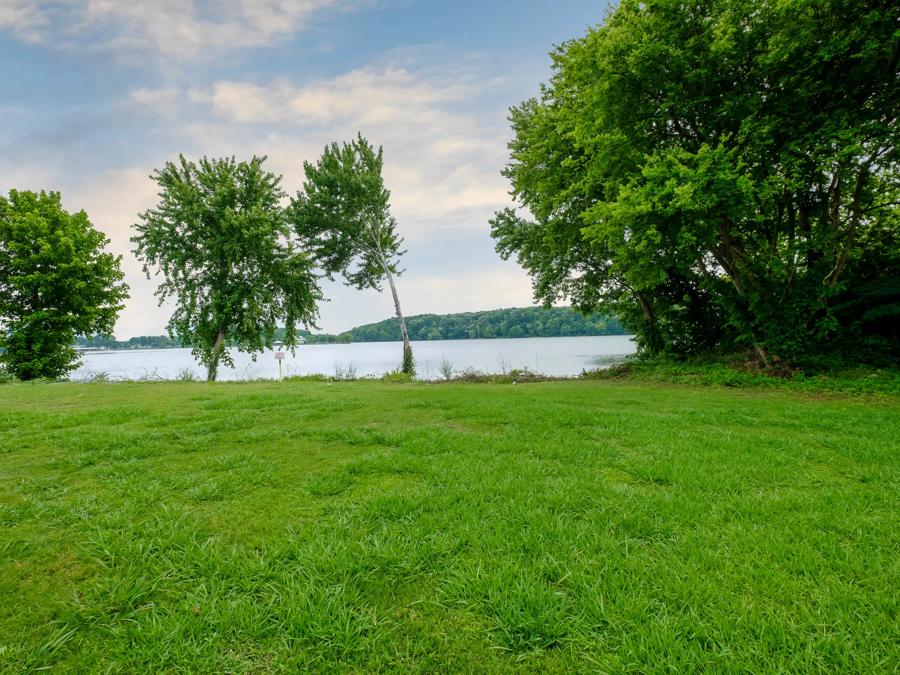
(438, 357, 454, 381)
(0, 365, 16, 384)
(381, 370, 413, 383)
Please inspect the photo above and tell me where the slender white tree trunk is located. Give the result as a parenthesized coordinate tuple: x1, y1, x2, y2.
(381, 261, 413, 373)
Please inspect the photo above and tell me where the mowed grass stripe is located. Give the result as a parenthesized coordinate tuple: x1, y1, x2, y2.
(0, 381, 897, 672)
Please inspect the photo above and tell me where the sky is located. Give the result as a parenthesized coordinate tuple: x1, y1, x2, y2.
(0, 0, 607, 338)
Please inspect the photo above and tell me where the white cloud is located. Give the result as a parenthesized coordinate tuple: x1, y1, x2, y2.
(0, 1, 48, 41)
(168, 66, 512, 226)
(196, 68, 476, 126)
(130, 86, 181, 108)
(0, 0, 357, 59)
(0, 162, 59, 195)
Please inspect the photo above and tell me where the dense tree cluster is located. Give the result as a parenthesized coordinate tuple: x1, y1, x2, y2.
(132, 156, 322, 381)
(0, 191, 128, 379)
(492, 0, 899, 366)
(345, 307, 625, 342)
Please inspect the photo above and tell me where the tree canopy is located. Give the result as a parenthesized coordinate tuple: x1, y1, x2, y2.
(289, 135, 416, 374)
(491, 0, 899, 366)
(132, 155, 322, 381)
(0, 190, 128, 379)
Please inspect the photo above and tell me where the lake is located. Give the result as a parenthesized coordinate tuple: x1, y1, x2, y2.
(72, 335, 636, 381)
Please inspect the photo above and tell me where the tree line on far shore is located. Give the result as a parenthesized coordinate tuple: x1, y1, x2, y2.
(76, 306, 626, 350)
(342, 307, 625, 342)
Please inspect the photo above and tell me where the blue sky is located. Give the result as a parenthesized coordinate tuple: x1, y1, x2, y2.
(1, 0, 608, 337)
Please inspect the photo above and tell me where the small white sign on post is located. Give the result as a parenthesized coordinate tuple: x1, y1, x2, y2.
(275, 351, 285, 380)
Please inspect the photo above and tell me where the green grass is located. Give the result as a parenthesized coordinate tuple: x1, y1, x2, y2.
(588, 357, 900, 396)
(1, 380, 897, 672)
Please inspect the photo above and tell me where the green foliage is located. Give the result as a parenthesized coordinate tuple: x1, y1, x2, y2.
(492, 0, 899, 365)
(282, 373, 333, 382)
(381, 369, 413, 383)
(1, 381, 897, 670)
(0, 364, 16, 384)
(447, 367, 546, 384)
(132, 156, 322, 381)
(346, 306, 626, 342)
(289, 134, 404, 291)
(401, 343, 415, 376)
(0, 190, 128, 380)
(174, 368, 198, 382)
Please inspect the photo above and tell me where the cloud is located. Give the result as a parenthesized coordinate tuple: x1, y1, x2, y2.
(0, 1, 48, 41)
(0, 0, 358, 59)
(0, 162, 60, 195)
(130, 87, 181, 108)
(141, 66, 512, 227)
(195, 68, 476, 126)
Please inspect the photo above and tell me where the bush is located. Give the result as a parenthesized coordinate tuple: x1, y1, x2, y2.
(283, 373, 332, 383)
(334, 362, 358, 380)
(0, 365, 17, 384)
(449, 367, 548, 384)
(381, 370, 413, 383)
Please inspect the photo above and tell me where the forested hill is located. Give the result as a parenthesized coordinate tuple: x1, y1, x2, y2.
(344, 307, 626, 342)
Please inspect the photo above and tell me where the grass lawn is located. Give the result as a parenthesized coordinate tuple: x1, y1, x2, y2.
(1, 380, 897, 672)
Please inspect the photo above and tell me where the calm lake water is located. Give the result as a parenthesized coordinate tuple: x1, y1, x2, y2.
(72, 335, 636, 381)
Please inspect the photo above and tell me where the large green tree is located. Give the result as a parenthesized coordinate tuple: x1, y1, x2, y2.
(0, 190, 128, 380)
(289, 135, 415, 374)
(132, 156, 321, 381)
(492, 0, 899, 365)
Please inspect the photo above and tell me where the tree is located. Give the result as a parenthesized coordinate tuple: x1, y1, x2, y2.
(491, 0, 899, 365)
(289, 134, 415, 374)
(132, 156, 321, 381)
(0, 190, 128, 380)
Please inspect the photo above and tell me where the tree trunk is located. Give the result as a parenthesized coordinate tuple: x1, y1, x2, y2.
(207, 328, 226, 382)
(382, 263, 413, 374)
(635, 291, 662, 354)
(825, 161, 873, 291)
